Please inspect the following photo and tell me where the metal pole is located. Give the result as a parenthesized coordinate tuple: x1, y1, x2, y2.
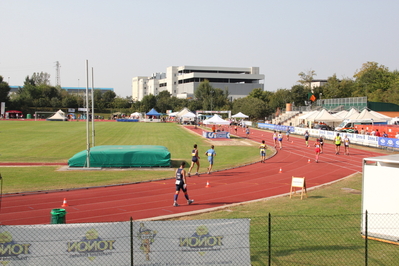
(85, 60, 90, 168)
(91, 67, 95, 147)
(364, 210, 369, 266)
(0, 174, 3, 213)
(268, 212, 271, 266)
(130, 217, 134, 266)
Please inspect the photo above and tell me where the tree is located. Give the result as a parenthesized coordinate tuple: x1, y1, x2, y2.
(112, 97, 130, 109)
(322, 74, 355, 99)
(31, 72, 51, 86)
(0, 76, 11, 103)
(298, 69, 317, 90)
(353, 61, 395, 102)
(268, 88, 292, 111)
(290, 85, 310, 106)
(232, 97, 268, 120)
(141, 94, 157, 112)
(102, 91, 116, 108)
(194, 80, 229, 110)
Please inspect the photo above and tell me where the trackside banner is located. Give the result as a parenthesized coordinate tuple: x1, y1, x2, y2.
(0, 219, 250, 266)
(202, 131, 231, 139)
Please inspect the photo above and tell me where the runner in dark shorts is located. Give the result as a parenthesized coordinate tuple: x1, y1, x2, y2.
(187, 144, 200, 176)
(173, 162, 194, 207)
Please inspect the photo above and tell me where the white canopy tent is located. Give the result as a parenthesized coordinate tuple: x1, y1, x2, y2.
(369, 110, 391, 119)
(130, 112, 142, 118)
(298, 111, 319, 120)
(232, 112, 249, 118)
(176, 107, 192, 118)
(182, 112, 196, 118)
(203, 114, 230, 125)
(168, 112, 179, 117)
(312, 109, 343, 122)
(333, 110, 348, 119)
(356, 109, 391, 122)
(343, 108, 360, 119)
(46, 110, 68, 121)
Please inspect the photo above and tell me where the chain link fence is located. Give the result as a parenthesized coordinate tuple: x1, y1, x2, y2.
(0, 213, 398, 265)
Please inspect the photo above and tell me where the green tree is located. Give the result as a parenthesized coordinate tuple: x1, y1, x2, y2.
(194, 80, 229, 110)
(0, 76, 11, 104)
(353, 61, 395, 102)
(268, 88, 292, 111)
(102, 91, 116, 108)
(112, 97, 131, 109)
(62, 95, 78, 108)
(31, 72, 51, 86)
(232, 97, 268, 120)
(298, 69, 317, 90)
(290, 85, 311, 106)
(141, 94, 157, 112)
(322, 74, 355, 99)
(248, 88, 270, 103)
(155, 90, 172, 112)
(194, 80, 214, 110)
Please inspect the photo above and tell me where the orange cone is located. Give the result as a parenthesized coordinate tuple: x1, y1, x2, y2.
(279, 168, 282, 173)
(308, 159, 311, 163)
(205, 181, 211, 188)
(61, 198, 69, 207)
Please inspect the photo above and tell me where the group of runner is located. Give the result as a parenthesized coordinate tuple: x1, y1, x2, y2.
(173, 144, 216, 207)
(173, 127, 352, 206)
(304, 130, 351, 163)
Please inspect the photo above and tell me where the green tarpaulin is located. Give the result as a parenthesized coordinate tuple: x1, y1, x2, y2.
(68, 145, 171, 168)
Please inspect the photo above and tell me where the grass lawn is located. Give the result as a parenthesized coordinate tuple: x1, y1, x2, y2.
(1, 120, 397, 264)
(0, 121, 261, 193)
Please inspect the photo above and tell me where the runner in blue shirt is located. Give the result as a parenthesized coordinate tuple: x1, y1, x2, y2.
(205, 145, 216, 174)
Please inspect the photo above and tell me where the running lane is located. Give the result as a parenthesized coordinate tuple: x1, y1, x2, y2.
(0, 127, 384, 225)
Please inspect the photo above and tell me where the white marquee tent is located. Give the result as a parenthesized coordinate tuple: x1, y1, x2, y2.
(232, 112, 249, 118)
(298, 111, 319, 120)
(356, 109, 391, 122)
(46, 110, 68, 121)
(182, 112, 196, 118)
(333, 110, 348, 119)
(203, 114, 230, 125)
(312, 109, 343, 122)
(343, 108, 360, 119)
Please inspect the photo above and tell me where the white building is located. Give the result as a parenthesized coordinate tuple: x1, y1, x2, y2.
(310, 79, 327, 91)
(132, 66, 264, 101)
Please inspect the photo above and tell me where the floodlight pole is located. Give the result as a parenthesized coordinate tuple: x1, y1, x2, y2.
(85, 60, 90, 168)
(91, 67, 95, 147)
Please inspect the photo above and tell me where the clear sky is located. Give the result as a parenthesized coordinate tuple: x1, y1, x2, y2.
(1, 0, 399, 97)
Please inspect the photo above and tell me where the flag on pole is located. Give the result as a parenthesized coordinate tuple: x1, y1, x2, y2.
(309, 94, 316, 102)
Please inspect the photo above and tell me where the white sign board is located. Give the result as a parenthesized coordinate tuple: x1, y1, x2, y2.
(0, 219, 250, 265)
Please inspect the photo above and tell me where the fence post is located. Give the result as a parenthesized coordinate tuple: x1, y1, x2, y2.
(131, 217, 134, 266)
(365, 211, 368, 266)
(268, 212, 271, 266)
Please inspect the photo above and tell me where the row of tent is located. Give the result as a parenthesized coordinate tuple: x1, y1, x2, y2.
(129, 108, 249, 125)
(298, 108, 391, 123)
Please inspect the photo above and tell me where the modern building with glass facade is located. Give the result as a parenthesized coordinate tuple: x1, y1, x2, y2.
(131, 66, 265, 101)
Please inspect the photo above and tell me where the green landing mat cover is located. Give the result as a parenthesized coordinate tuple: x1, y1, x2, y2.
(68, 145, 171, 168)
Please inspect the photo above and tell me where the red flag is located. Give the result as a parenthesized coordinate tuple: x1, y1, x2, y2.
(309, 94, 316, 102)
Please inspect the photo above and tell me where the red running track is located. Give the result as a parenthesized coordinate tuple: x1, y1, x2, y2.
(0, 126, 384, 225)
